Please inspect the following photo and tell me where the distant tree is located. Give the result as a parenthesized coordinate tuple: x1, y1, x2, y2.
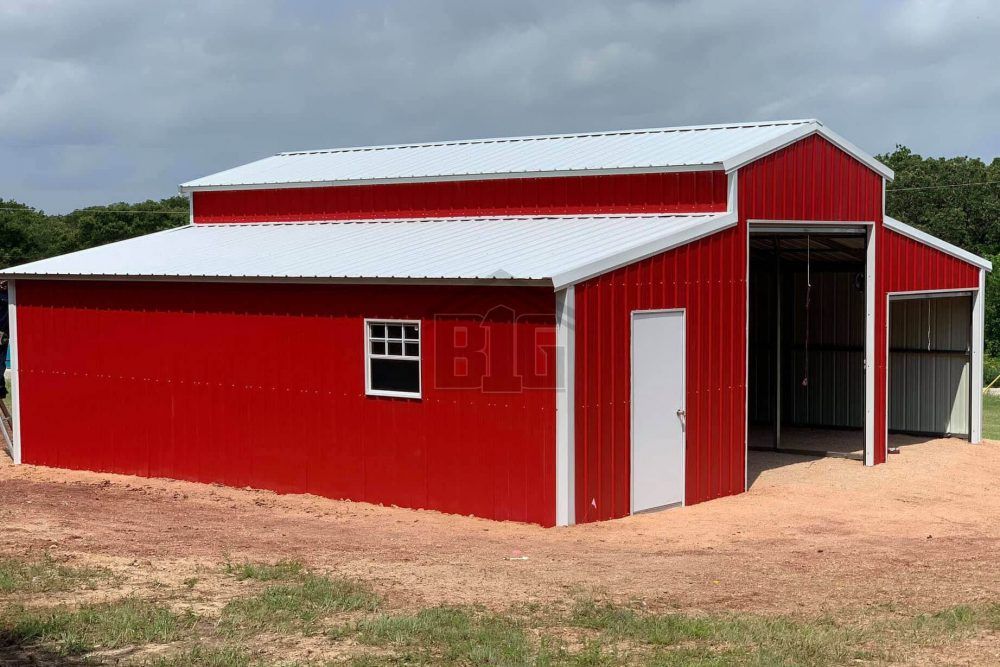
(63, 196, 189, 250)
(0, 196, 189, 270)
(880, 146, 1000, 256)
(0, 200, 51, 267)
(880, 146, 1000, 361)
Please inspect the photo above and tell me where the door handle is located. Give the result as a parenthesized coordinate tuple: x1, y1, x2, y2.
(676, 409, 686, 417)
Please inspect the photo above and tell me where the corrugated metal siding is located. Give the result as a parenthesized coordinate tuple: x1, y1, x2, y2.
(739, 134, 884, 223)
(875, 229, 980, 459)
(741, 137, 981, 464)
(747, 263, 777, 423)
(749, 268, 865, 428)
(193, 172, 728, 223)
(786, 271, 866, 428)
(3, 214, 728, 283)
(15, 280, 558, 526)
(741, 134, 883, 459)
(181, 120, 815, 189)
(889, 296, 971, 436)
(574, 224, 747, 522)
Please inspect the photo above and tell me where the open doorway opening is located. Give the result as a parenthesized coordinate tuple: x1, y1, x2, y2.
(748, 226, 868, 460)
(888, 292, 973, 444)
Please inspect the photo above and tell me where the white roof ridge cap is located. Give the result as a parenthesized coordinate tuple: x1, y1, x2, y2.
(277, 119, 820, 156)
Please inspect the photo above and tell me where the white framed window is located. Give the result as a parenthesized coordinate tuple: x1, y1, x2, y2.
(365, 319, 421, 398)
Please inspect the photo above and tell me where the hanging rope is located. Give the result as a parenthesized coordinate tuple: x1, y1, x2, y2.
(802, 235, 811, 388)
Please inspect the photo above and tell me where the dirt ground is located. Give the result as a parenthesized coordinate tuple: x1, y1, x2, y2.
(1, 434, 998, 620)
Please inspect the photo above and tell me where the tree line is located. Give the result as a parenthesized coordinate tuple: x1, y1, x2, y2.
(1, 146, 999, 354)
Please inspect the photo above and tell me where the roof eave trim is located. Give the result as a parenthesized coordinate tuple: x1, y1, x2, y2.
(883, 216, 992, 272)
(552, 212, 739, 289)
(722, 123, 895, 181)
(0, 273, 554, 287)
(178, 163, 724, 193)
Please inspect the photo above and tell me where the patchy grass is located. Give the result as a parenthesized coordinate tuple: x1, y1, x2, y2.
(356, 606, 534, 665)
(1, 557, 998, 665)
(0, 598, 194, 656)
(983, 393, 1000, 440)
(221, 572, 381, 636)
(0, 554, 111, 594)
(907, 604, 1000, 641)
(570, 599, 881, 665)
(222, 559, 305, 582)
(145, 644, 255, 667)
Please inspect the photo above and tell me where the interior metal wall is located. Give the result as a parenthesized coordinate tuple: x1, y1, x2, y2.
(786, 270, 866, 428)
(749, 266, 865, 429)
(888, 295, 971, 437)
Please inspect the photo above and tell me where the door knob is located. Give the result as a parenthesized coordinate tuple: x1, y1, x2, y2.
(676, 408, 686, 417)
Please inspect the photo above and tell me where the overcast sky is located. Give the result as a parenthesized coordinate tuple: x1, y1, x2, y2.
(2, 0, 999, 213)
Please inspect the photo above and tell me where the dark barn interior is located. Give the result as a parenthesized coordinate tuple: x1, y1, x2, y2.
(748, 228, 868, 459)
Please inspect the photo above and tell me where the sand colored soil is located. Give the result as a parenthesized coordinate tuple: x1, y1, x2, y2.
(1, 434, 998, 618)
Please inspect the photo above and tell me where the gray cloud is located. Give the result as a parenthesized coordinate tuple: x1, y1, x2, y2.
(2, 0, 999, 212)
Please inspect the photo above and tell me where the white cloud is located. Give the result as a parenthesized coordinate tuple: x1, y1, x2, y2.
(1, 0, 998, 212)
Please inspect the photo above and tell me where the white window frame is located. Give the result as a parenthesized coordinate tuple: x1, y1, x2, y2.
(364, 318, 422, 399)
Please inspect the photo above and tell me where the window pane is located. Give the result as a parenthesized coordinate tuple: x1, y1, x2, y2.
(403, 325, 419, 340)
(404, 342, 419, 357)
(370, 324, 386, 339)
(388, 341, 403, 356)
(387, 325, 403, 339)
(371, 341, 386, 355)
(370, 359, 419, 393)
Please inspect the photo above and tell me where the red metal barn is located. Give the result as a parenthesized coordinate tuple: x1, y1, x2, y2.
(2, 120, 990, 526)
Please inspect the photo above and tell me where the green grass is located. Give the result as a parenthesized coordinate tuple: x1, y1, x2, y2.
(145, 644, 255, 667)
(983, 392, 1000, 440)
(220, 571, 381, 636)
(0, 598, 194, 656)
(222, 559, 305, 582)
(568, 599, 880, 666)
(355, 606, 535, 665)
(0, 554, 111, 594)
(3, 556, 999, 665)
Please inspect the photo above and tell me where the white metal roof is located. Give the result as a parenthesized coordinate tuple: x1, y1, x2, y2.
(179, 119, 892, 191)
(0, 213, 737, 289)
(883, 216, 992, 271)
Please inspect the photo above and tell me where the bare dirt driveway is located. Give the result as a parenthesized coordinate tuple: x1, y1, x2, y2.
(1, 434, 997, 622)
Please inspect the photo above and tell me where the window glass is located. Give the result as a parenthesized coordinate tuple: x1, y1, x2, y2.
(367, 321, 420, 396)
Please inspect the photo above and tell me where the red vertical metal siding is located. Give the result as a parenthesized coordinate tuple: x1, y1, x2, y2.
(738, 134, 884, 223)
(15, 280, 557, 526)
(192, 171, 728, 223)
(741, 135, 884, 461)
(573, 224, 748, 522)
(873, 228, 980, 462)
(573, 135, 888, 523)
(740, 133, 982, 465)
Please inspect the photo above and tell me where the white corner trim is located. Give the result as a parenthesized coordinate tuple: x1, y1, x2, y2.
(552, 212, 738, 288)
(722, 123, 895, 181)
(8, 280, 21, 464)
(555, 286, 576, 526)
(971, 269, 985, 443)
(864, 224, 876, 466)
(883, 216, 992, 271)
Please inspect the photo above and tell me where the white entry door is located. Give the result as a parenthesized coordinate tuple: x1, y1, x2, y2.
(631, 310, 686, 513)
